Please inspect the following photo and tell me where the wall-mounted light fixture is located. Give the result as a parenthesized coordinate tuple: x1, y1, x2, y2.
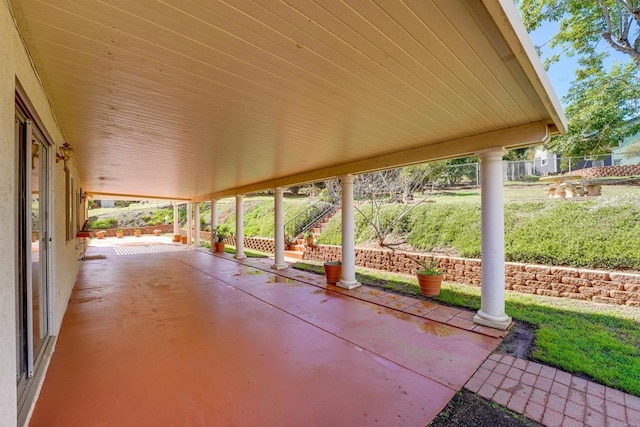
(55, 142, 74, 169)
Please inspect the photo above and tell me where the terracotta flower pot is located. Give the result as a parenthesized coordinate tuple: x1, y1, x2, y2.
(416, 273, 443, 297)
(214, 242, 225, 253)
(181, 236, 188, 244)
(95, 231, 105, 239)
(172, 234, 181, 242)
(116, 231, 124, 238)
(134, 230, 141, 237)
(323, 262, 342, 284)
(153, 229, 161, 236)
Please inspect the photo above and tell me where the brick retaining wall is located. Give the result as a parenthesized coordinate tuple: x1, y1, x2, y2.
(222, 236, 276, 254)
(302, 244, 640, 307)
(173, 234, 640, 307)
(567, 164, 640, 178)
(90, 224, 174, 237)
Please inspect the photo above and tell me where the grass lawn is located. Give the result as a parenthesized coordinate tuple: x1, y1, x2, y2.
(222, 245, 269, 258)
(293, 261, 640, 397)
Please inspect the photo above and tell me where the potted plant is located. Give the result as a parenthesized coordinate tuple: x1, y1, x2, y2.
(415, 259, 443, 297)
(116, 229, 124, 238)
(134, 229, 142, 237)
(323, 261, 342, 284)
(213, 225, 230, 253)
(153, 229, 162, 236)
(304, 231, 315, 247)
(95, 230, 106, 239)
(172, 234, 181, 242)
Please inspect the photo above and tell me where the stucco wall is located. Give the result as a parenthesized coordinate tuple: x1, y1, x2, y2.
(1, 2, 83, 424)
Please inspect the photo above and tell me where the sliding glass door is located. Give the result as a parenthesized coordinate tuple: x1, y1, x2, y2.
(15, 102, 51, 403)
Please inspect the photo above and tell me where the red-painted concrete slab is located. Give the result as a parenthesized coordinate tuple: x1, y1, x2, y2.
(30, 248, 499, 426)
(182, 255, 499, 390)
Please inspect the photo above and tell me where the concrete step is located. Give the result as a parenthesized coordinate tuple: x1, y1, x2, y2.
(284, 250, 304, 260)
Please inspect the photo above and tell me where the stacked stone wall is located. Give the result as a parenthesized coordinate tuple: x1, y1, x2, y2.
(222, 236, 276, 254)
(164, 234, 640, 307)
(567, 165, 640, 178)
(302, 244, 640, 307)
(90, 224, 174, 237)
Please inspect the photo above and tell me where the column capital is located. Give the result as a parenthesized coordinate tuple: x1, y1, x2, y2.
(274, 187, 284, 195)
(476, 147, 506, 161)
(339, 174, 355, 184)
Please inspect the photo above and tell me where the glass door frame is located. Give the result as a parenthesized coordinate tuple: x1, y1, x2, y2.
(15, 94, 55, 422)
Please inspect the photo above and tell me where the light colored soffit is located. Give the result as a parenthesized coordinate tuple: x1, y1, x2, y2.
(11, 0, 566, 201)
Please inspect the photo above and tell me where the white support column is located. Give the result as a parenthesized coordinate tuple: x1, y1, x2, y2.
(235, 194, 246, 259)
(187, 202, 193, 245)
(272, 187, 288, 270)
(173, 202, 179, 235)
(194, 202, 200, 247)
(338, 175, 360, 289)
(474, 149, 512, 330)
(210, 199, 218, 250)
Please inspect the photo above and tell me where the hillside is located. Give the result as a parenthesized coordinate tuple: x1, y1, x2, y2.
(88, 184, 640, 271)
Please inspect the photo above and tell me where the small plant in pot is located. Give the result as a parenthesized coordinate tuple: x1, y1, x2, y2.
(95, 230, 106, 239)
(134, 229, 142, 237)
(323, 261, 342, 284)
(213, 225, 231, 253)
(304, 231, 315, 247)
(116, 229, 124, 238)
(415, 259, 443, 297)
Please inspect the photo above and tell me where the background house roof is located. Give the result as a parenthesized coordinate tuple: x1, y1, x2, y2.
(10, 0, 566, 200)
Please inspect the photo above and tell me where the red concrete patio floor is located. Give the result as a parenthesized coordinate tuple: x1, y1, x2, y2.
(29, 245, 501, 426)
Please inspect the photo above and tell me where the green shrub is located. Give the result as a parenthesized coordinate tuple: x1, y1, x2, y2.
(90, 218, 118, 229)
(244, 200, 275, 237)
(406, 203, 482, 257)
(317, 216, 342, 245)
(145, 209, 172, 226)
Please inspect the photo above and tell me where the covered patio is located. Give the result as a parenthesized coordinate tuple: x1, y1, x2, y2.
(3, 1, 567, 425)
(29, 242, 500, 426)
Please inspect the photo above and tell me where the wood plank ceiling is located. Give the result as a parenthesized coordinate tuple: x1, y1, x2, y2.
(11, 0, 565, 200)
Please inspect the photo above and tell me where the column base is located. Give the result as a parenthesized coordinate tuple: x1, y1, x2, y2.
(234, 254, 247, 260)
(473, 310, 513, 331)
(271, 263, 289, 270)
(337, 279, 360, 290)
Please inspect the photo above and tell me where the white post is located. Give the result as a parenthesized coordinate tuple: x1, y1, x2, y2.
(338, 175, 360, 289)
(235, 194, 246, 259)
(194, 202, 200, 247)
(173, 202, 180, 234)
(272, 187, 288, 269)
(173, 202, 179, 235)
(187, 202, 193, 245)
(210, 199, 218, 250)
(474, 149, 512, 330)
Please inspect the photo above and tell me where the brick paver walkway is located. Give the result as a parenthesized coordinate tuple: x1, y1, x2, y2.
(465, 353, 640, 426)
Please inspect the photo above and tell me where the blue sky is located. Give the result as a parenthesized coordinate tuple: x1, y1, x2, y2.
(527, 21, 630, 105)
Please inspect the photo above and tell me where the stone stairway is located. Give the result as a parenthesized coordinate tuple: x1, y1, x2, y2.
(284, 206, 340, 260)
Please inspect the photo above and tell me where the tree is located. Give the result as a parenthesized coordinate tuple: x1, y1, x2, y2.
(549, 57, 640, 156)
(519, 0, 640, 156)
(521, 0, 640, 68)
(347, 165, 441, 248)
